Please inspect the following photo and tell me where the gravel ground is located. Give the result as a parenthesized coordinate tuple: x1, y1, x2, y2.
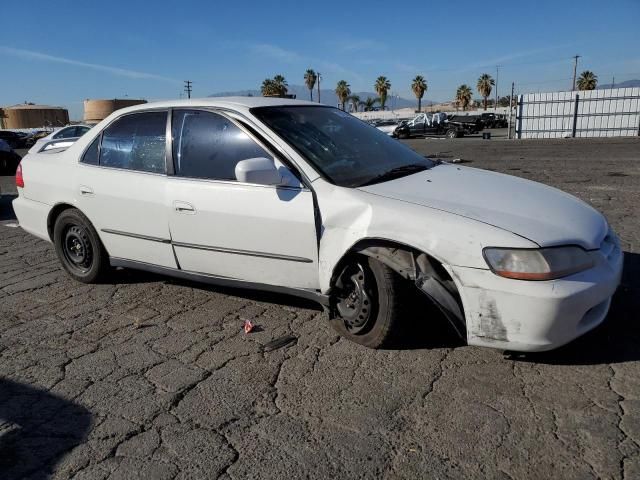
(1, 136, 639, 479)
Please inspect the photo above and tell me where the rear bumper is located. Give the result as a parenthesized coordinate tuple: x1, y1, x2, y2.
(12, 194, 51, 242)
(452, 245, 624, 352)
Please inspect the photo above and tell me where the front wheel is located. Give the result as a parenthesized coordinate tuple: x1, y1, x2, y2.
(329, 257, 406, 348)
(446, 129, 457, 139)
(53, 208, 109, 283)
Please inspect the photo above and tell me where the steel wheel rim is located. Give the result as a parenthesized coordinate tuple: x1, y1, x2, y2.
(336, 263, 374, 334)
(62, 225, 93, 273)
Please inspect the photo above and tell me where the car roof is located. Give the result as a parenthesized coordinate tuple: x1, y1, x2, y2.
(115, 96, 321, 115)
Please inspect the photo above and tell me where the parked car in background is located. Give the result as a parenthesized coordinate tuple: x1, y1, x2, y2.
(372, 119, 402, 136)
(480, 112, 508, 128)
(28, 125, 92, 153)
(31, 130, 53, 141)
(0, 130, 30, 149)
(0, 138, 21, 174)
(393, 113, 483, 139)
(445, 115, 484, 134)
(13, 97, 622, 353)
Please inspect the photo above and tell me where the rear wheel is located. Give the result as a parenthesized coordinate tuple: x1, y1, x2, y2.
(53, 208, 109, 283)
(329, 257, 405, 348)
(446, 129, 457, 139)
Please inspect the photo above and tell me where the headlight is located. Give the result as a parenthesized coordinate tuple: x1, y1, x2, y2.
(483, 246, 594, 280)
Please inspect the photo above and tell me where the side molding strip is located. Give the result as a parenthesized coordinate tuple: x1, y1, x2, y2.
(101, 229, 171, 244)
(101, 229, 313, 264)
(172, 241, 313, 263)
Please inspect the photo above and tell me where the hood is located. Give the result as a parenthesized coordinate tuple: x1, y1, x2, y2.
(359, 164, 607, 249)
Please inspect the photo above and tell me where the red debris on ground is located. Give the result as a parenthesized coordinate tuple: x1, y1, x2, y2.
(243, 319, 255, 334)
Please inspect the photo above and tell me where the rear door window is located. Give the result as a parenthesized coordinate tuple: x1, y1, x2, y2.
(99, 112, 167, 174)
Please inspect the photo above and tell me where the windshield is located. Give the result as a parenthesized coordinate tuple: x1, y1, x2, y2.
(252, 106, 435, 187)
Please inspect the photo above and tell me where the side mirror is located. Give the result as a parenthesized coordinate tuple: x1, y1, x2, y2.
(235, 157, 282, 185)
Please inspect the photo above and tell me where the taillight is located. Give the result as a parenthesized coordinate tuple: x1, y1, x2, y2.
(16, 163, 24, 188)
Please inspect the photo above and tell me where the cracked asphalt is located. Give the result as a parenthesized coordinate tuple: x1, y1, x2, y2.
(1, 136, 639, 479)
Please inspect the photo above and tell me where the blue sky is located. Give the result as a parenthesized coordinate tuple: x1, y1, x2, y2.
(1, 0, 639, 119)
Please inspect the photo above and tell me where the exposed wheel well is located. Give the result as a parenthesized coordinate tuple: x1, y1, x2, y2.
(330, 239, 451, 285)
(330, 239, 466, 337)
(47, 203, 76, 241)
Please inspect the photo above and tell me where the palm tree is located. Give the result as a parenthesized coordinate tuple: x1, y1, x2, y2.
(261, 78, 278, 96)
(273, 75, 288, 96)
(455, 84, 473, 111)
(577, 71, 598, 91)
(374, 76, 391, 110)
(360, 97, 380, 112)
(335, 80, 351, 110)
(476, 74, 495, 110)
(304, 69, 317, 101)
(348, 94, 361, 112)
(411, 75, 428, 112)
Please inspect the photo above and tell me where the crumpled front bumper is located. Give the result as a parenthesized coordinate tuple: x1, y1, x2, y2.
(451, 237, 624, 352)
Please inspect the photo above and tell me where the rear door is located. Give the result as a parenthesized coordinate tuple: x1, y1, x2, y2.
(75, 111, 176, 268)
(166, 109, 319, 289)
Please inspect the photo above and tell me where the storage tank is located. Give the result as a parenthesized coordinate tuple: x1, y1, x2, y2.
(84, 99, 147, 123)
(1, 104, 70, 129)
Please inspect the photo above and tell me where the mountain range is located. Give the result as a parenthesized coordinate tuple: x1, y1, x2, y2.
(209, 84, 432, 109)
(597, 79, 640, 89)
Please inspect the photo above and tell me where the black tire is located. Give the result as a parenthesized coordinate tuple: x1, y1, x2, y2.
(53, 208, 109, 283)
(446, 129, 457, 139)
(329, 256, 406, 348)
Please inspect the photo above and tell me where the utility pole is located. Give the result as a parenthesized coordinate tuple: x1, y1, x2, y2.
(317, 72, 321, 103)
(571, 55, 580, 91)
(184, 80, 193, 99)
(612, 76, 615, 89)
(508, 82, 515, 139)
(495, 65, 500, 111)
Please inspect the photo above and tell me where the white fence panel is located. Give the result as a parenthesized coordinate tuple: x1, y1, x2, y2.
(516, 87, 640, 139)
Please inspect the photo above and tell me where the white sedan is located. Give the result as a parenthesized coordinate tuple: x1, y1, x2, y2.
(372, 119, 401, 136)
(28, 124, 92, 153)
(12, 97, 623, 351)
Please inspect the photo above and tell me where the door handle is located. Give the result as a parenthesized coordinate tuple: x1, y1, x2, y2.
(174, 201, 195, 214)
(79, 185, 94, 195)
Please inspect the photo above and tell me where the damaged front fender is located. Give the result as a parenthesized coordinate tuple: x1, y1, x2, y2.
(357, 244, 466, 339)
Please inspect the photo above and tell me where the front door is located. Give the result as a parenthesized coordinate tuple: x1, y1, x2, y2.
(166, 109, 319, 289)
(75, 111, 176, 268)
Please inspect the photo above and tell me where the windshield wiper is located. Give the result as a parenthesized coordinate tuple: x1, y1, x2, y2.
(359, 163, 429, 187)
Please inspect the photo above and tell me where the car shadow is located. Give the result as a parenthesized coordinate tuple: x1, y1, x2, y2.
(154, 251, 639, 358)
(166, 276, 325, 311)
(0, 377, 92, 479)
(507, 251, 640, 365)
(109, 268, 466, 349)
(0, 193, 17, 222)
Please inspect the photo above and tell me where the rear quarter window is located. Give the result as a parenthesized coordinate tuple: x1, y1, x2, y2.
(81, 136, 100, 165)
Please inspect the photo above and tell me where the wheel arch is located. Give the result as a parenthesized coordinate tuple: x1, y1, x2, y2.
(328, 237, 467, 338)
(47, 202, 83, 241)
(328, 237, 449, 286)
